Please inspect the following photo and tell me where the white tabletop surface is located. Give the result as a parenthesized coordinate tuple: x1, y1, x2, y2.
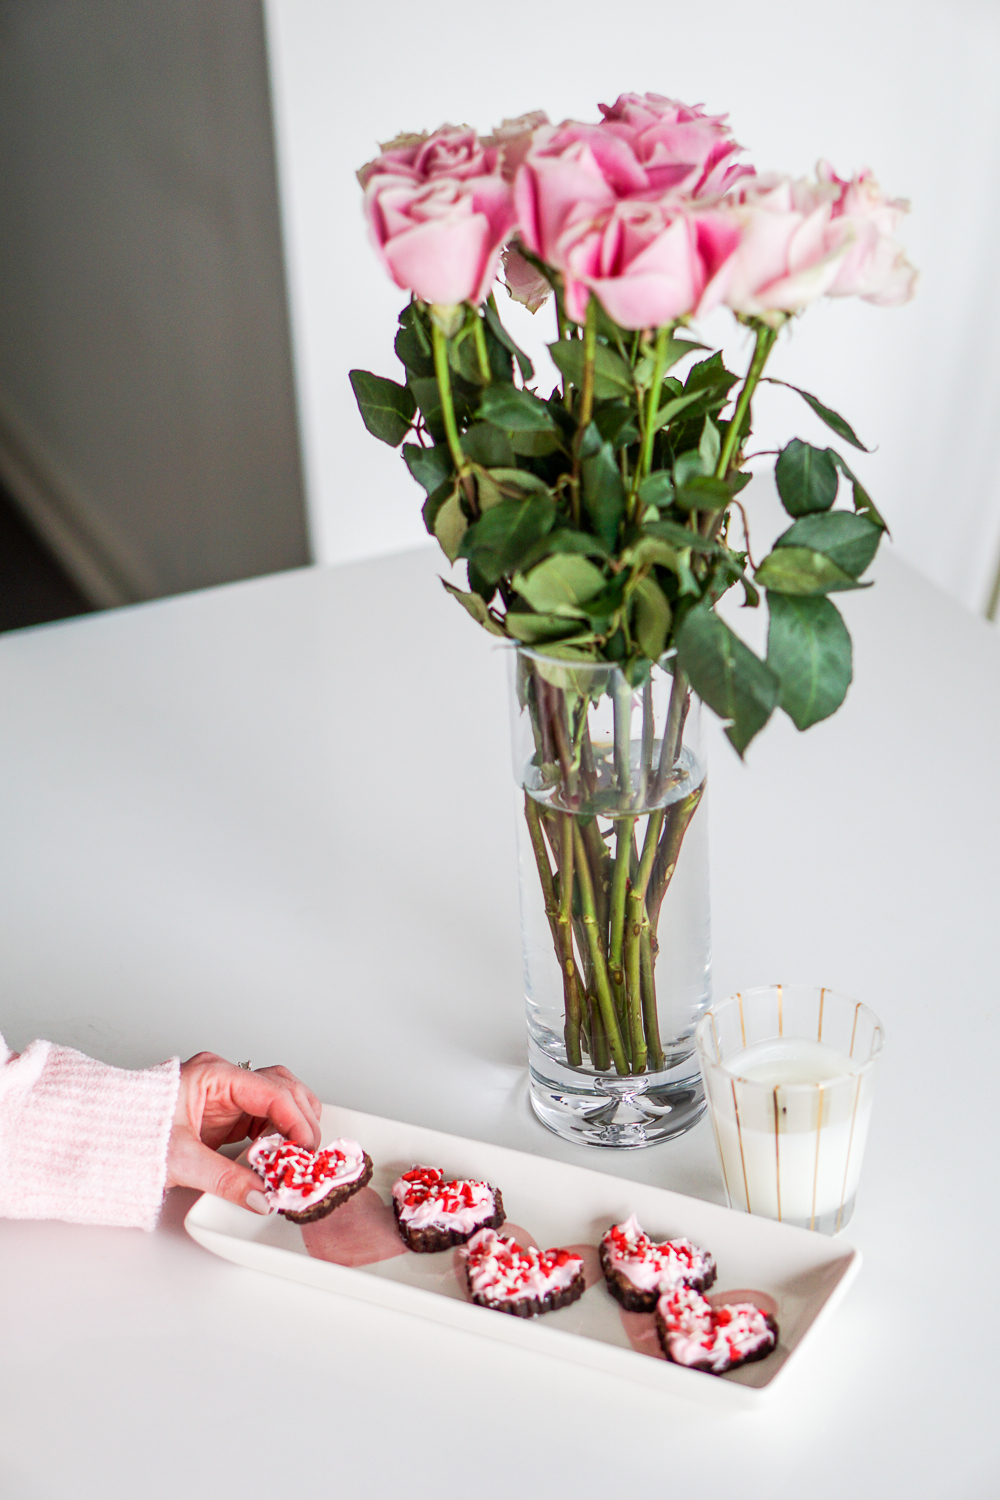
(1, 542, 998, 1498)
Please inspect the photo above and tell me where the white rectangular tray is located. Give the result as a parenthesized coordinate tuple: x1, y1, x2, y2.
(184, 1104, 860, 1406)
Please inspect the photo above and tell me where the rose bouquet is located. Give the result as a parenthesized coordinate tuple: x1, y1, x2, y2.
(349, 94, 915, 1125)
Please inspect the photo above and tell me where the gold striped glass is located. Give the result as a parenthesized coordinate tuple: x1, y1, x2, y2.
(694, 985, 884, 1234)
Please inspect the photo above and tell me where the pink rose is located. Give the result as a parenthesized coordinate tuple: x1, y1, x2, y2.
(358, 125, 497, 188)
(708, 175, 848, 320)
(501, 244, 552, 312)
(514, 126, 640, 267)
(599, 92, 753, 197)
(364, 171, 516, 306)
(513, 104, 752, 325)
(556, 199, 742, 328)
(817, 163, 918, 306)
(481, 112, 550, 181)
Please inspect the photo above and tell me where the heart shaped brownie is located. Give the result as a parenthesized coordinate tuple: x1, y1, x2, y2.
(462, 1227, 586, 1318)
(600, 1214, 717, 1311)
(247, 1134, 373, 1223)
(391, 1165, 505, 1252)
(655, 1286, 778, 1374)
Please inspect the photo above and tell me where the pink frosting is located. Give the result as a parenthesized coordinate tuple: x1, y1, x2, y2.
(391, 1165, 496, 1232)
(464, 1227, 582, 1304)
(602, 1213, 715, 1292)
(658, 1286, 776, 1372)
(248, 1133, 366, 1214)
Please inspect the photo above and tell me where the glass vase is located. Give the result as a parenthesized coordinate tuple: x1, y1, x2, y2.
(508, 647, 711, 1148)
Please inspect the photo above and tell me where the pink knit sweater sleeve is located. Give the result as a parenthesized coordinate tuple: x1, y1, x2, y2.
(0, 1031, 181, 1231)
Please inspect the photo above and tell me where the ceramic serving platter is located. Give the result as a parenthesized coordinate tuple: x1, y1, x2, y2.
(184, 1103, 860, 1406)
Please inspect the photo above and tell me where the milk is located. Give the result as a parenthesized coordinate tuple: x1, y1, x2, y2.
(708, 1036, 876, 1231)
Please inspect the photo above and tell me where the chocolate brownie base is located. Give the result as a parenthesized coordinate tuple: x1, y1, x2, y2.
(393, 1188, 505, 1252)
(599, 1240, 717, 1311)
(654, 1305, 778, 1374)
(467, 1263, 587, 1319)
(280, 1153, 374, 1224)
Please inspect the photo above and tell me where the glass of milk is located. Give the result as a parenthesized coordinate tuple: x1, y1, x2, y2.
(694, 985, 884, 1234)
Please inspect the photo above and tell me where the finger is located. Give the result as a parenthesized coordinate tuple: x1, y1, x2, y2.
(171, 1131, 273, 1213)
(256, 1066, 322, 1128)
(252, 1067, 321, 1147)
(225, 1069, 317, 1149)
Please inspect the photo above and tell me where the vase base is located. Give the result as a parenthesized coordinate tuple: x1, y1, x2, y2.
(528, 1044, 706, 1149)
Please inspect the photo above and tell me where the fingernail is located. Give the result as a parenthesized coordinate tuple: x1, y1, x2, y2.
(246, 1191, 271, 1215)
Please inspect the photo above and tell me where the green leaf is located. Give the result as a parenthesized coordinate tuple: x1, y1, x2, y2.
(634, 337, 708, 387)
(677, 603, 779, 755)
(479, 467, 551, 495)
(403, 442, 452, 496)
(594, 399, 640, 448)
(407, 375, 446, 438)
(830, 452, 890, 533)
(776, 511, 881, 578)
(433, 488, 468, 563)
(581, 442, 626, 551)
(643, 520, 719, 554)
(630, 575, 672, 661)
(473, 465, 550, 514)
(517, 528, 611, 572)
(699, 416, 721, 474)
(449, 329, 488, 386)
(638, 471, 675, 509)
(775, 440, 839, 516)
(504, 611, 592, 645)
(348, 369, 416, 446)
(650, 388, 706, 433)
(755, 546, 868, 596)
(509, 429, 561, 457)
(513, 554, 607, 616)
(684, 352, 739, 396)
(484, 300, 534, 381)
(457, 494, 557, 584)
(674, 474, 732, 511)
(421, 478, 453, 536)
(394, 323, 435, 379)
(462, 424, 515, 468)
(548, 340, 635, 400)
(766, 380, 870, 452)
(478, 384, 557, 432)
(441, 579, 506, 637)
(766, 594, 853, 729)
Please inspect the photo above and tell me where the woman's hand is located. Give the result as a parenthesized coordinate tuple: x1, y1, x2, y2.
(166, 1052, 322, 1213)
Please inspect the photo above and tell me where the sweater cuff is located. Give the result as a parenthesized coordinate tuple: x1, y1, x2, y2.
(0, 1043, 181, 1230)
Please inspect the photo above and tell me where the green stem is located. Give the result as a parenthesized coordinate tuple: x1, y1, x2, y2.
(646, 781, 705, 938)
(572, 820, 629, 1075)
(431, 321, 471, 481)
(714, 323, 777, 480)
(654, 668, 688, 797)
(632, 324, 672, 512)
(609, 817, 635, 977)
(623, 808, 665, 1073)
(555, 812, 584, 1066)
(589, 995, 610, 1071)
(525, 795, 582, 1066)
(472, 315, 492, 384)
(608, 815, 636, 1049)
(612, 677, 633, 802)
(640, 925, 665, 1069)
(578, 296, 598, 431)
(582, 816, 612, 946)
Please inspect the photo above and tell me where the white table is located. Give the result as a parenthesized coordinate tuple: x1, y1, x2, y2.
(1, 544, 997, 1498)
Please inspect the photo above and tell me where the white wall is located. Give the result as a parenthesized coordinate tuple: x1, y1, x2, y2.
(264, 0, 1000, 614)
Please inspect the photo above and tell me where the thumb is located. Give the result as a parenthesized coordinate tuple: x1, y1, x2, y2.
(169, 1129, 272, 1214)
